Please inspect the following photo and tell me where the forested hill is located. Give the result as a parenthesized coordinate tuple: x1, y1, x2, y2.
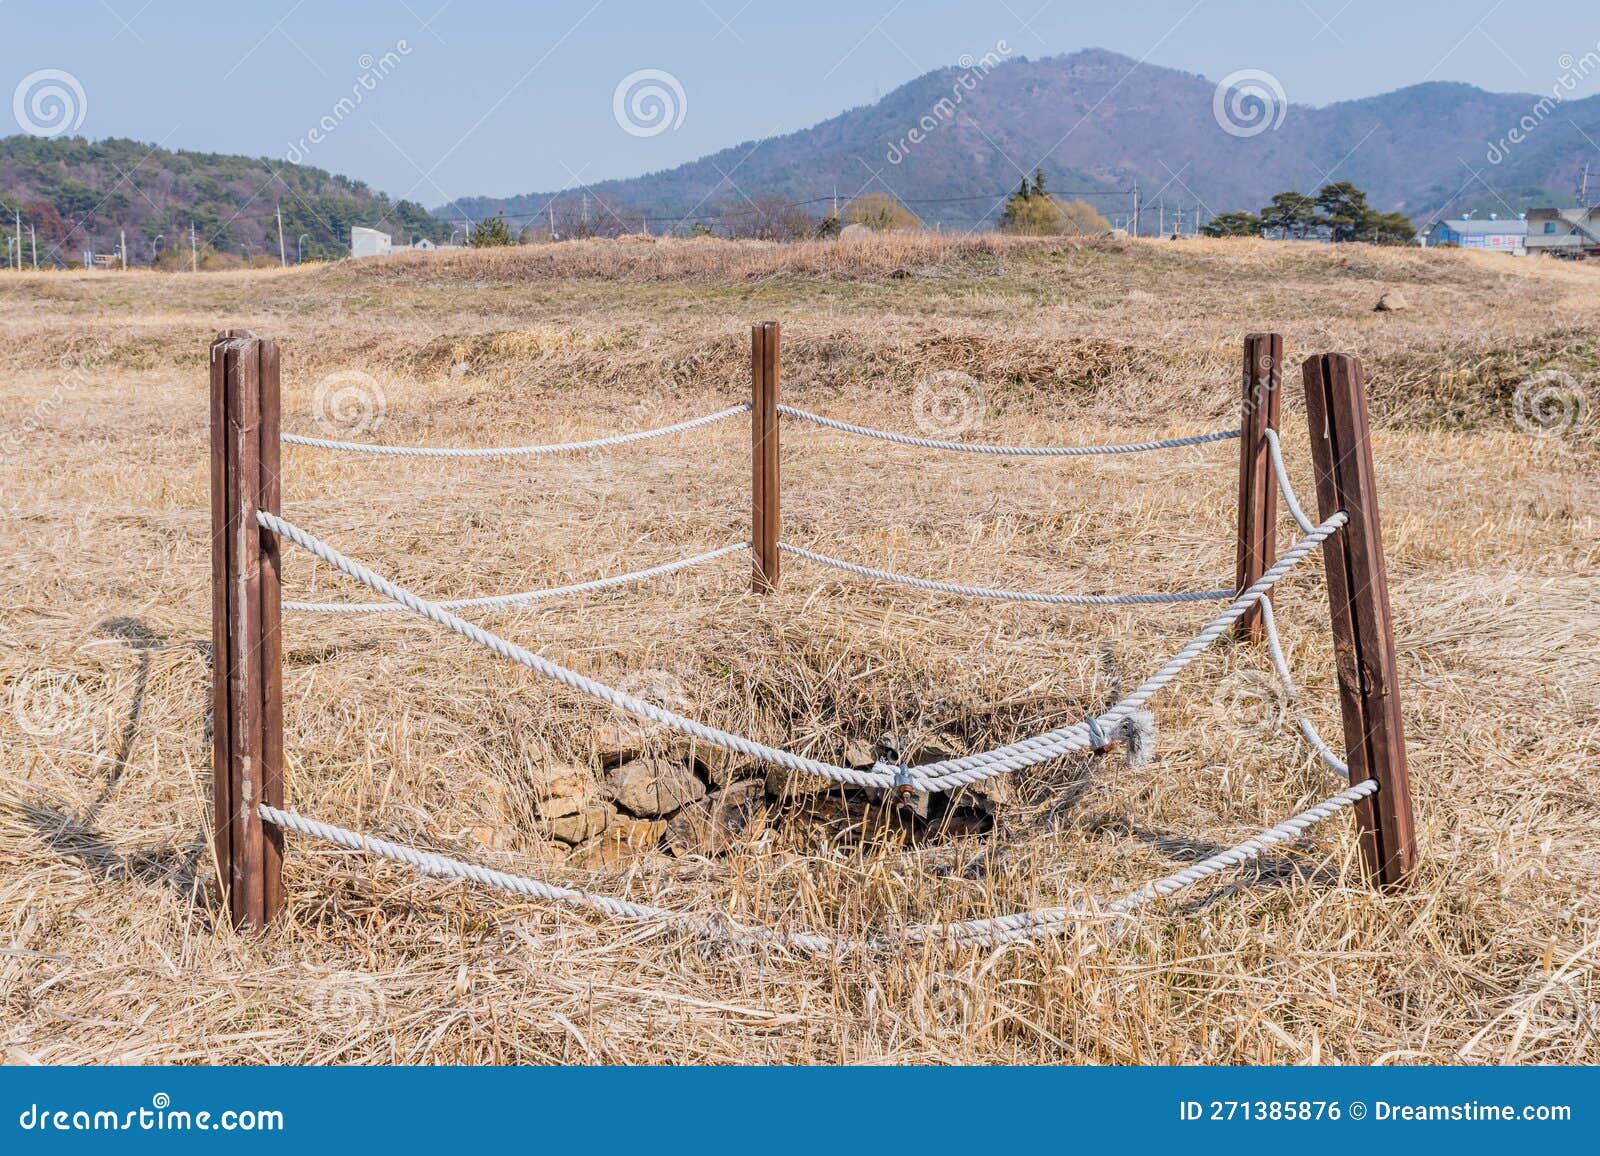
(0, 135, 446, 267)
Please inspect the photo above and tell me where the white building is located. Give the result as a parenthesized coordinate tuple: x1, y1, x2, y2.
(350, 227, 393, 258)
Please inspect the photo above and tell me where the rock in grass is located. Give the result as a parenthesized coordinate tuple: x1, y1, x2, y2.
(548, 800, 614, 845)
(765, 765, 832, 798)
(608, 757, 706, 817)
(1374, 291, 1409, 312)
(691, 742, 758, 790)
(592, 724, 647, 766)
(530, 763, 595, 820)
(570, 816, 667, 869)
(666, 781, 768, 856)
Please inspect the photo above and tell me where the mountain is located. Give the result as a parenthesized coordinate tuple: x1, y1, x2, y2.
(443, 49, 1600, 232)
(0, 135, 447, 267)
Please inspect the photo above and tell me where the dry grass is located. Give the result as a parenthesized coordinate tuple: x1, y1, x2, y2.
(1, 234, 1597, 1065)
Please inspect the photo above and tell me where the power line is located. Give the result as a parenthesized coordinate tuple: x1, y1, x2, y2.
(446, 186, 1136, 229)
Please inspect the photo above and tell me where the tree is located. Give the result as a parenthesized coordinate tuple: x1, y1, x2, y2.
(723, 197, 818, 241)
(1057, 198, 1111, 235)
(1360, 210, 1418, 246)
(1202, 211, 1264, 238)
(1001, 180, 1110, 235)
(1315, 182, 1371, 242)
(1259, 191, 1319, 239)
(468, 214, 515, 247)
(842, 193, 918, 232)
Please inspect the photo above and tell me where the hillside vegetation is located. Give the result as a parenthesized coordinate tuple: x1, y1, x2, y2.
(0, 135, 446, 267)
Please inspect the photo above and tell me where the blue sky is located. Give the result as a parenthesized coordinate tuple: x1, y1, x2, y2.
(7, 1, 1596, 206)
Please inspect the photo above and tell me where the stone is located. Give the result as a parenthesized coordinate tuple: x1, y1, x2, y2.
(844, 739, 878, 769)
(692, 742, 758, 790)
(666, 781, 768, 857)
(569, 816, 666, 869)
(608, 757, 706, 817)
(530, 762, 594, 820)
(548, 799, 614, 845)
(468, 825, 510, 851)
(1374, 291, 1409, 312)
(765, 764, 832, 798)
(592, 724, 647, 766)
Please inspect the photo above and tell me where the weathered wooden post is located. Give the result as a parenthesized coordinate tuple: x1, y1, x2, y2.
(751, 321, 781, 594)
(1234, 332, 1282, 642)
(210, 330, 284, 928)
(1302, 352, 1417, 889)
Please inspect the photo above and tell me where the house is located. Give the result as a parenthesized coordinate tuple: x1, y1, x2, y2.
(1426, 215, 1527, 254)
(1525, 206, 1600, 258)
(350, 226, 393, 258)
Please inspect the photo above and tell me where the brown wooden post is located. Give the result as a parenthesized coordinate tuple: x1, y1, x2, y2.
(210, 330, 284, 929)
(1234, 332, 1282, 641)
(1302, 352, 1416, 889)
(751, 321, 781, 593)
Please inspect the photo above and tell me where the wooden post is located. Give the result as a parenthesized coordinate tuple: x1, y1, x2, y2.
(210, 330, 284, 929)
(751, 321, 781, 593)
(1302, 352, 1416, 889)
(1234, 332, 1282, 641)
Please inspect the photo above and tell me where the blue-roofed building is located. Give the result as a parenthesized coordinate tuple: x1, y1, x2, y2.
(1426, 215, 1527, 254)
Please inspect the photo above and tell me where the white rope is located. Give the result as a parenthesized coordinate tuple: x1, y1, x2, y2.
(259, 509, 1345, 794)
(900, 512, 1347, 791)
(1259, 597, 1350, 778)
(281, 404, 752, 458)
(1263, 428, 1316, 534)
(260, 779, 1376, 954)
(284, 542, 750, 614)
(779, 542, 1231, 605)
(777, 404, 1239, 456)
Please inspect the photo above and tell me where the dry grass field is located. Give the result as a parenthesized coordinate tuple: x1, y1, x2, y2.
(1, 234, 1596, 1065)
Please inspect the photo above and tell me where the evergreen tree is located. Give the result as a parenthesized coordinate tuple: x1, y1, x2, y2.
(1201, 211, 1264, 238)
(468, 214, 515, 247)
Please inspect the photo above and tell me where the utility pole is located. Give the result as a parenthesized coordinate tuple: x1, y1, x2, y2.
(191, 221, 198, 272)
(30, 224, 37, 269)
(547, 202, 555, 241)
(276, 204, 287, 267)
(13, 207, 19, 271)
(1131, 181, 1140, 237)
(120, 229, 127, 271)
(1158, 202, 1165, 237)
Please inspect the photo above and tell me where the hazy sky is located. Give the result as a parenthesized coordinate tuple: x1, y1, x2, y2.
(7, 1, 1597, 206)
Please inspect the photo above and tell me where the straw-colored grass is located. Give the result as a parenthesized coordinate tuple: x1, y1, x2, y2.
(1, 234, 1596, 1065)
